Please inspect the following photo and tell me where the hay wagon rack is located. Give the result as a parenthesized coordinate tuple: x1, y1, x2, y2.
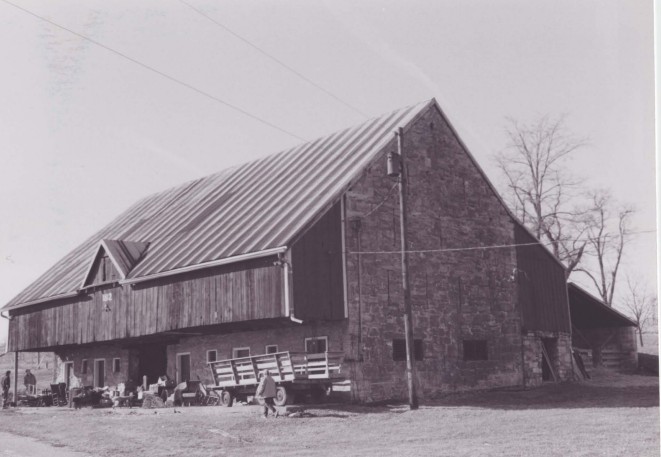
(207, 351, 344, 406)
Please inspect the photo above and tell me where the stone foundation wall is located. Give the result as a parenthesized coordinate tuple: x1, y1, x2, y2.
(522, 331, 573, 387)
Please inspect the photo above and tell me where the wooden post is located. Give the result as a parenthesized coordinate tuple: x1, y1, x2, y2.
(396, 127, 418, 410)
(13, 351, 18, 406)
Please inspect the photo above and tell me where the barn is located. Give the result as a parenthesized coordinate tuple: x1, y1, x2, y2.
(2, 99, 574, 402)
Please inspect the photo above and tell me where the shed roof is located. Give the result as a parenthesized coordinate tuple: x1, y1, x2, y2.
(568, 283, 636, 328)
(3, 99, 434, 311)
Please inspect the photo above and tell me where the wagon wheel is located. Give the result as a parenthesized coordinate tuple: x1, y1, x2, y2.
(220, 390, 234, 407)
(274, 386, 292, 407)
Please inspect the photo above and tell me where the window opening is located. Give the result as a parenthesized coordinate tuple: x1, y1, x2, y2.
(305, 337, 328, 353)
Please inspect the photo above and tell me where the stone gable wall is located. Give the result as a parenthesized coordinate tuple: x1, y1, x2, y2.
(343, 106, 525, 401)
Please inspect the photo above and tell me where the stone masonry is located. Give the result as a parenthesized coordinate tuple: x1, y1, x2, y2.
(342, 105, 526, 402)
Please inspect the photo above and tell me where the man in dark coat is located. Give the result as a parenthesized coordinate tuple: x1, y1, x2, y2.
(255, 370, 278, 418)
(24, 369, 37, 394)
(1, 371, 11, 408)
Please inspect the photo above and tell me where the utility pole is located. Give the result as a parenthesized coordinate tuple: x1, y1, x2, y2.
(395, 127, 418, 410)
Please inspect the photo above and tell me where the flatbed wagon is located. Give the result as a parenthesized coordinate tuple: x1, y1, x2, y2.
(207, 351, 344, 406)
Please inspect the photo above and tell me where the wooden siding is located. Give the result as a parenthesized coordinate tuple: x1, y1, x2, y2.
(8, 260, 285, 351)
(291, 202, 345, 321)
(86, 251, 121, 286)
(514, 225, 571, 333)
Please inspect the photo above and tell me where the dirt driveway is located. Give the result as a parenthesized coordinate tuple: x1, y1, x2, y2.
(0, 369, 657, 457)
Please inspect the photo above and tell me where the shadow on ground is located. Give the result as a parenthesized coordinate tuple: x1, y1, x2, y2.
(310, 377, 659, 416)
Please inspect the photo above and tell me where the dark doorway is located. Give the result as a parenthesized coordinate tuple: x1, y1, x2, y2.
(94, 360, 105, 388)
(64, 362, 73, 389)
(541, 338, 558, 382)
(137, 344, 167, 386)
(177, 353, 191, 383)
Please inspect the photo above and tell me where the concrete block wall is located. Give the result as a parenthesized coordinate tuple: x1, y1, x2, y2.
(343, 105, 524, 402)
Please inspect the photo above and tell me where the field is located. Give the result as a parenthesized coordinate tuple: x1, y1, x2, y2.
(0, 368, 658, 457)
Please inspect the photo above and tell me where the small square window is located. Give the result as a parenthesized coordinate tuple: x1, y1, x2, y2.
(81, 359, 88, 374)
(207, 350, 218, 363)
(463, 340, 488, 361)
(305, 337, 328, 354)
(392, 339, 424, 361)
(265, 345, 278, 354)
(112, 358, 120, 373)
(233, 347, 250, 358)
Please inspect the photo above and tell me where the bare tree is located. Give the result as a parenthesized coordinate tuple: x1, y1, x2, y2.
(622, 276, 658, 346)
(495, 115, 588, 275)
(577, 191, 634, 306)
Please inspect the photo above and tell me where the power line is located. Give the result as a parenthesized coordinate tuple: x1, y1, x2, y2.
(347, 229, 657, 256)
(1, 0, 308, 142)
(359, 182, 399, 219)
(177, 0, 369, 118)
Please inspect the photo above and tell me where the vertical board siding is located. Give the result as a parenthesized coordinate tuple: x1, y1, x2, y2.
(514, 225, 570, 333)
(7, 264, 284, 351)
(291, 202, 345, 321)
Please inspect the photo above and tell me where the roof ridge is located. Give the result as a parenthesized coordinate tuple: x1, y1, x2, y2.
(134, 99, 437, 205)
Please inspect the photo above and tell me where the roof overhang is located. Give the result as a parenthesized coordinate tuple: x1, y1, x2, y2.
(568, 282, 637, 329)
(120, 246, 288, 286)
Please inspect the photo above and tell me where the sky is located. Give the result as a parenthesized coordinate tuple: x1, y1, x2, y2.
(0, 0, 656, 343)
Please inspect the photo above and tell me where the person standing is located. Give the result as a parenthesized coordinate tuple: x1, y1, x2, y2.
(1, 371, 10, 408)
(24, 369, 36, 394)
(255, 370, 278, 418)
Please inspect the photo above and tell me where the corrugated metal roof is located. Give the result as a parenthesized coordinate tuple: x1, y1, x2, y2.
(3, 99, 434, 311)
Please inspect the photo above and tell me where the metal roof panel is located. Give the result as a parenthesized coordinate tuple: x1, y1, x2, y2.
(3, 99, 434, 310)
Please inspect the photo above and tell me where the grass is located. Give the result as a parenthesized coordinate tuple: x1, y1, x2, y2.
(0, 369, 658, 457)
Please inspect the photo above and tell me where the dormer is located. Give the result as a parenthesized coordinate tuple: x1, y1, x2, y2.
(80, 239, 149, 289)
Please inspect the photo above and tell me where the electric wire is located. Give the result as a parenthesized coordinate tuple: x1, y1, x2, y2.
(177, 0, 368, 119)
(359, 182, 399, 219)
(1, 0, 308, 142)
(346, 229, 657, 255)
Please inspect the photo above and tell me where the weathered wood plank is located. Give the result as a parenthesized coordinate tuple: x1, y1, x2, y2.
(8, 263, 284, 351)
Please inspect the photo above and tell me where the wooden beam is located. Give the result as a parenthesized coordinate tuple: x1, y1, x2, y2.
(13, 352, 18, 406)
(571, 325, 591, 348)
(599, 330, 618, 350)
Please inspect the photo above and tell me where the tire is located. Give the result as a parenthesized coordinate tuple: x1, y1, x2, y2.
(274, 386, 292, 406)
(220, 390, 234, 407)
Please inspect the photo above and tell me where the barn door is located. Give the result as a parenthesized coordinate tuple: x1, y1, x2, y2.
(94, 359, 105, 388)
(177, 353, 191, 383)
(64, 362, 73, 389)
